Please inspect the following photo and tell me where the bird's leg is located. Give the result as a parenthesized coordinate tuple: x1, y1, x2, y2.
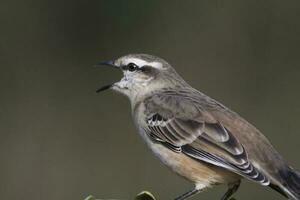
(221, 180, 241, 200)
(174, 187, 201, 200)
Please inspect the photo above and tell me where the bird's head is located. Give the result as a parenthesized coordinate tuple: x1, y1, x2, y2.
(97, 54, 186, 99)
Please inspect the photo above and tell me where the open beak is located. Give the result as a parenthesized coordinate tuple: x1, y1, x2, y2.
(95, 60, 119, 93)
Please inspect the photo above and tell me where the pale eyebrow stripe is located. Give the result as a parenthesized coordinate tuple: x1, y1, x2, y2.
(124, 58, 163, 69)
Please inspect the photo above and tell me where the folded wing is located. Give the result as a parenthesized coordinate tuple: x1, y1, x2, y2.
(143, 91, 270, 185)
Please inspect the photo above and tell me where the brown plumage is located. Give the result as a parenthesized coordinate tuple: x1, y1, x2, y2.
(98, 54, 300, 200)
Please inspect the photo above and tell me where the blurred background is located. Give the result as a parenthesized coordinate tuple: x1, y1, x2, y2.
(1, 0, 300, 200)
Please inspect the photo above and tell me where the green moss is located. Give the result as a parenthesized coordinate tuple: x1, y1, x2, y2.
(135, 191, 156, 200)
(84, 191, 156, 200)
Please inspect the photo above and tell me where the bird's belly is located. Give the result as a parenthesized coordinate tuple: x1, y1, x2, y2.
(140, 129, 239, 188)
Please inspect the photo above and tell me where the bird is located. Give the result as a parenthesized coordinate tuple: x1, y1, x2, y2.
(96, 54, 300, 200)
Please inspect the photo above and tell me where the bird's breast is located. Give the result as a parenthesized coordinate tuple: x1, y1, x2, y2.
(137, 126, 239, 187)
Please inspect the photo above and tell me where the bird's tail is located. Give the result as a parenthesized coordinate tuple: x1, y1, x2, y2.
(280, 168, 300, 200)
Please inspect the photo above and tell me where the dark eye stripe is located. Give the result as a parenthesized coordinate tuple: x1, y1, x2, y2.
(121, 64, 156, 74)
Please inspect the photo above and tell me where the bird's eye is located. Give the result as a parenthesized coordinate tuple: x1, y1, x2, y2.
(127, 63, 138, 72)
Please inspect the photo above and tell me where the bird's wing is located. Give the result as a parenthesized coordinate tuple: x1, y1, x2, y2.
(143, 90, 270, 185)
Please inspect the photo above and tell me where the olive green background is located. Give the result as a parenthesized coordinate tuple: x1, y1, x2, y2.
(1, 1, 300, 200)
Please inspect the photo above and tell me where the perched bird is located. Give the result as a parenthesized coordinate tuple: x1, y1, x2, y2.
(97, 54, 300, 200)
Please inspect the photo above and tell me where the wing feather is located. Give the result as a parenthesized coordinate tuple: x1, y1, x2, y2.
(144, 92, 270, 185)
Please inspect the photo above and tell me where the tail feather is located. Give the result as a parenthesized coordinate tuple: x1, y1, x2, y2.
(280, 169, 300, 200)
